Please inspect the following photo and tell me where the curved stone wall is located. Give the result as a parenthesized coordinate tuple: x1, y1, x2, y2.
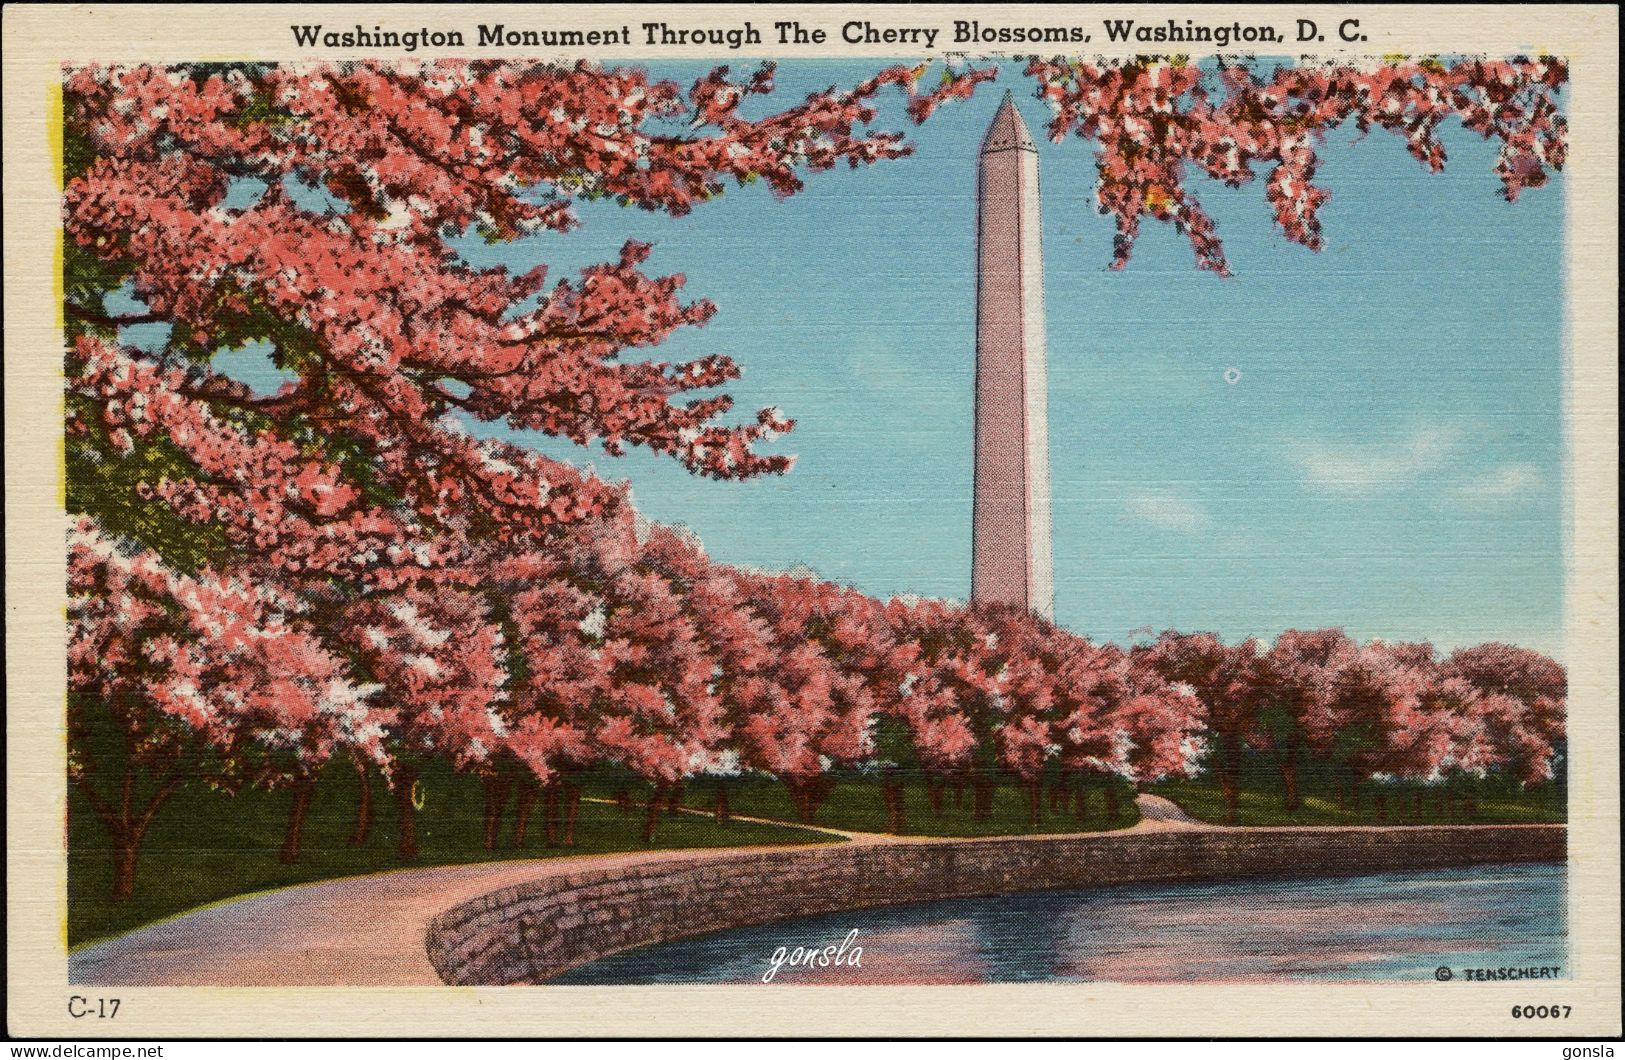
(425, 824, 1565, 985)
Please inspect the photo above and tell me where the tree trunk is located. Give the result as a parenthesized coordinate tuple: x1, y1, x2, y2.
(561, 782, 582, 847)
(392, 765, 420, 861)
(882, 781, 907, 835)
(481, 773, 513, 851)
(952, 779, 965, 808)
(347, 750, 373, 847)
(1104, 784, 1120, 822)
(787, 779, 817, 824)
(809, 774, 835, 818)
(781, 779, 797, 821)
(1217, 735, 1242, 825)
(926, 776, 945, 817)
(1074, 780, 1090, 824)
(1375, 791, 1388, 823)
(77, 764, 185, 903)
(714, 782, 731, 824)
(1026, 780, 1042, 829)
(278, 773, 318, 865)
(542, 782, 561, 846)
(642, 785, 663, 844)
(614, 787, 634, 814)
(111, 834, 141, 903)
(971, 775, 995, 820)
(1279, 760, 1300, 812)
(665, 781, 685, 815)
(511, 780, 539, 848)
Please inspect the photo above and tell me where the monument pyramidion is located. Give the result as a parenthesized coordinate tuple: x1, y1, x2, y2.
(972, 92, 1054, 620)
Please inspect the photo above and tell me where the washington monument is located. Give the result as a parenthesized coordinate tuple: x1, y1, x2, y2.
(972, 93, 1054, 620)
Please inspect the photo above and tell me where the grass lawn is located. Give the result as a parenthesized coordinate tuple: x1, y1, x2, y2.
(1146, 755, 1567, 827)
(68, 760, 837, 949)
(675, 772, 1141, 838)
(71, 752, 1563, 947)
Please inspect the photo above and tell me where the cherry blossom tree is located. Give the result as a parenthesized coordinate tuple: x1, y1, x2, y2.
(69, 518, 386, 896)
(1309, 640, 1436, 816)
(975, 608, 1074, 828)
(1253, 629, 1359, 810)
(1100, 647, 1207, 805)
(1024, 56, 1566, 274)
(636, 524, 770, 825)
(1405, 674, 1490, 792)
(1079, 640, 1209, 816)
(1140, 631, 1265, 824)
(595, 536, 730, 844)
(725, 572, 879, 824)
(1046, 641, 1147, 825)
(338, 584, 509, 858)
(62, 60, 994, 583)
(883, 600, 1011, 820)
(489, 542, 606, 848)
(1441, 643, 1567, 784)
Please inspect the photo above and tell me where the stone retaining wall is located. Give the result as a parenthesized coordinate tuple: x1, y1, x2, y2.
(425, 825, 1565, 985)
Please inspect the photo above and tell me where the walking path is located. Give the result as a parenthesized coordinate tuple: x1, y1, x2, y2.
(68, 794, 1208, 986)
(1133, 792, 1204, 826)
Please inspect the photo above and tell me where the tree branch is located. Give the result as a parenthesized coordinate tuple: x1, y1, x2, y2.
(133, 771, 188, 843)
(67, 304, 168, 329)
(72, 775, 125, 835)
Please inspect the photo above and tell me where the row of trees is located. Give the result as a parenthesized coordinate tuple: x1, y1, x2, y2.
(70, 504, 1566, 897)
(1144, 630, 1565, 823)
(63, 56, 1568, 901)
(67, 505, 1199, 892)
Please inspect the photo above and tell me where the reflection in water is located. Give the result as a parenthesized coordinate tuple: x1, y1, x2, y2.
(551, 862, 1566, 984)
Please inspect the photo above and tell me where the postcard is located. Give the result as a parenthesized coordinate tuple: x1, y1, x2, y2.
(4, 2, 1619, 1040)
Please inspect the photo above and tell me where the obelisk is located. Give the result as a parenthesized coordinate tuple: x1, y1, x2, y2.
(972, 92, 1054, 620)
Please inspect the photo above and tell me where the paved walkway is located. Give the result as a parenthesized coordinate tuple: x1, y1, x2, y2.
(69, 794, 1207, 986)
(1134, 792, 1204, 826)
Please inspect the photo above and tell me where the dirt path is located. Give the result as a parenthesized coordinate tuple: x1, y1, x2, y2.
(69, 793, 1203, 986)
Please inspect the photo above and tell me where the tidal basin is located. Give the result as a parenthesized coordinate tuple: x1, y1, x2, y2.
(553, 862, 1567, 984)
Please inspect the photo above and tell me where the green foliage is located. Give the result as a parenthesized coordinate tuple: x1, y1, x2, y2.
(65, 397, 229, 574)
(228, 81, 294, 129)
(59, 114, 100, 186)
(867, 715, 918, 769)
(62, 243, 135, 338)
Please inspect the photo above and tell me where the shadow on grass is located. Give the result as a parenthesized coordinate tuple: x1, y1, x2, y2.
(676, 773, 1141, 838)
(69, 761, 836, 948)
(1147, 764, 1566, 828)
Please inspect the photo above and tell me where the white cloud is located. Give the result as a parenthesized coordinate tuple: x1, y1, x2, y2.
(1295, 423, 1464, 493)
(1454, 462, 1542, 498)
(1125, 492, 1210, 532)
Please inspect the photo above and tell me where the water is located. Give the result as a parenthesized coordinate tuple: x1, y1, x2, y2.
(552, 862, 1567, 984)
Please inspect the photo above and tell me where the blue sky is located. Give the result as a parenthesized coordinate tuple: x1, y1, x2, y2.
(204, 59, 1568, 656)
